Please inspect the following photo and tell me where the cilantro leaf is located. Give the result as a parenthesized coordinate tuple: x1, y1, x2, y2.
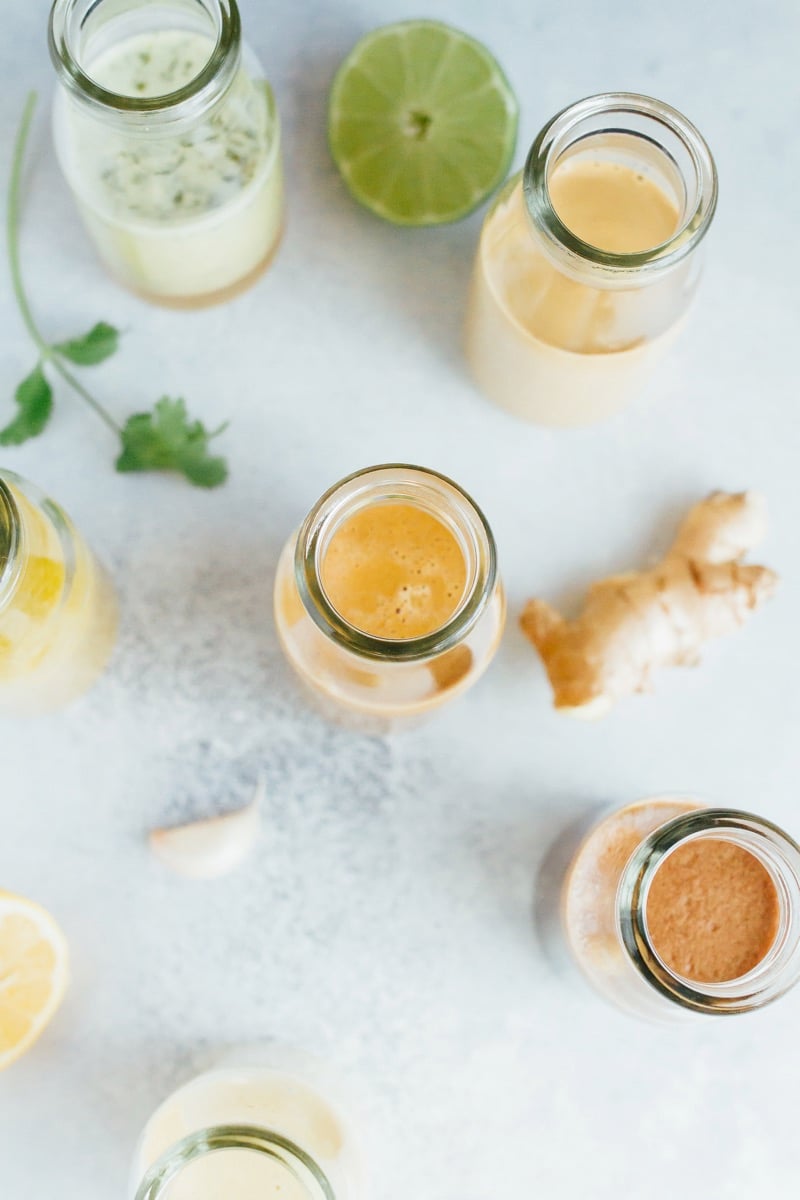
(116, 397, 228, 488)
(0, 364, 53, 445)
(54, 321, 120, 366)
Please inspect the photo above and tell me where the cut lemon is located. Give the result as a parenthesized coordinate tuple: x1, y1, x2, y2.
(328, 20, 518, 225)
(0, 892, 68, 1070)
(16, 557, 66, 621)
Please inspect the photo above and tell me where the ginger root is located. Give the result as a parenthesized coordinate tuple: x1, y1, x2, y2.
(521, 492, 778, 716)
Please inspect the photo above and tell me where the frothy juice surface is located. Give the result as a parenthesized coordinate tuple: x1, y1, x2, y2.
(321, 503, 467, 640)
(549, 159, 679, 254)
(646, 839, 780, 983)
(85, 32, 271, 222)
(89, 30, 212, 96)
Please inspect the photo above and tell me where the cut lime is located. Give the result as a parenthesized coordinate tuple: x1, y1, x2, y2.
(328, 20, 518, 226)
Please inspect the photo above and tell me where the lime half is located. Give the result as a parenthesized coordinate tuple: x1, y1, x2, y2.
(328, 20, 519, 226)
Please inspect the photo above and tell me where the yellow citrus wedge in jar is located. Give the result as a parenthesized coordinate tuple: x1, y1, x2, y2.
(0, 892, 69, 1070)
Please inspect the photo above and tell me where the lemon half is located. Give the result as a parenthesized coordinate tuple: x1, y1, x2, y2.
(0, 892, 68, 1070)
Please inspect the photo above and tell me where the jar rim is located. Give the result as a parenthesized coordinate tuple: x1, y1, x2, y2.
(0, 476, 23, 613)
(294, 464, 499, 663)
(523, 91, 718, 276)
(133, 1124, 335, 1200)
(617, 808, 800, 1015)
(48, 0, 242, 122)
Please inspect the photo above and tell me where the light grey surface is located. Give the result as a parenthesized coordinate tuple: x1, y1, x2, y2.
(1, 1, 800, 1196)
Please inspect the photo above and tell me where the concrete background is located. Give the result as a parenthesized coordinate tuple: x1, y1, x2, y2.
(1, 1, 799, 1196)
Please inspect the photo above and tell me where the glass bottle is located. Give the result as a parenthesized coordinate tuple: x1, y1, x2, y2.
(465, 92, 718, 425)
(274, 464, 505, 724)
(131, 1063, 360, 1200)
(133, 1128, 335, 1200)
(49, 0, 283, 307)
(562, 797, 800, 1019)
(0, 469, 117, 716)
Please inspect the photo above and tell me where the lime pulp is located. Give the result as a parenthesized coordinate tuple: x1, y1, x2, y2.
(328, 20, 519, 226)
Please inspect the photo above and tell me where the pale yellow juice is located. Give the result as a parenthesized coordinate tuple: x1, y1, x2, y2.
(550, 160, 678, 254)
(53, 30, 283, 305)
(142, 1150, 314, 1200)
(0, 477, 117, 716)
(133, 1066, 358, 1199)
(466, 160, 687, 425)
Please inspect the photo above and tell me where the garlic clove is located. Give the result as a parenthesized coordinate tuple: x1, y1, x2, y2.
(149, 778, 263, 879)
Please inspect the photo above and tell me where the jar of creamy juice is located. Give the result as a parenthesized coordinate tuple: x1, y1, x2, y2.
(563, 797, 800, 1020)
(131, 1062, 360, 1200)
(0, 470, 117, 716)
(465, 93, 718, 425)
(49, 0, 283, 307)
(274, 465, 505, 724)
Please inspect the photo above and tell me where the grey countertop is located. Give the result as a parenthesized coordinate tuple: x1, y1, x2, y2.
(1, 1, 799, 1196)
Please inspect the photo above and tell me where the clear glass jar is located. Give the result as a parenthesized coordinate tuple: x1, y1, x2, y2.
(49, 0, 283, 307)
(465, 92, 718, 425)
(274, 464, 505, 724)
(0, 470, 117, 716)
(131, 1064, 360, 1200)
(133, 1128, 335, 1200)
(563, 797, 800, 1020)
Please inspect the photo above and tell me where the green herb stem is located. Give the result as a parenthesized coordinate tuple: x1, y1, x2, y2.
(7, 91, 121, 436)
(48, 355, 122, 435)
(5, 90, 228, 486)
(7, 94, 47, 356)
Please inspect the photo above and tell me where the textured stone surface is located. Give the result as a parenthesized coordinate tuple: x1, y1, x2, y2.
(1, 1, 800, 1197)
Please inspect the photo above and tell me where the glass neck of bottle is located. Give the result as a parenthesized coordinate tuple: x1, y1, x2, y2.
(617, 809, 800, 1014)
(133, 1125, 336, 1200)
(522, 91, 718, 285)
(0, 477, 23, 612)
(48, 0, 242, 127)
(294, 464, 498, 663)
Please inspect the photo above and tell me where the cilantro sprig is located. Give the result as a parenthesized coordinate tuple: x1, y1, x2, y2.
(4, 92, 229, 488)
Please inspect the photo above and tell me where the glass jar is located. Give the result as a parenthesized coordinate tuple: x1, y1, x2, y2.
(465, 92, 718, 425)
(131, 1064, 360, 1200)
(563, 797, 800, 1020)
(0, 470, 117, 716)
(274, 464, 505, 724)
(49, 0, 283, 307)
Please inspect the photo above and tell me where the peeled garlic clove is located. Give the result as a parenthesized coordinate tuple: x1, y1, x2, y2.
(149, 779, 263, 879)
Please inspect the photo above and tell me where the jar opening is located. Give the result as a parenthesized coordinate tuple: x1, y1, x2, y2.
(48, 0, 241, 120)
(523, 92, 718, 276)
(294, 464, 498, 662)
(645, 834, 782, 983)
(618, 809, 800, 1014)
(134, 1125, 335, 1200)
